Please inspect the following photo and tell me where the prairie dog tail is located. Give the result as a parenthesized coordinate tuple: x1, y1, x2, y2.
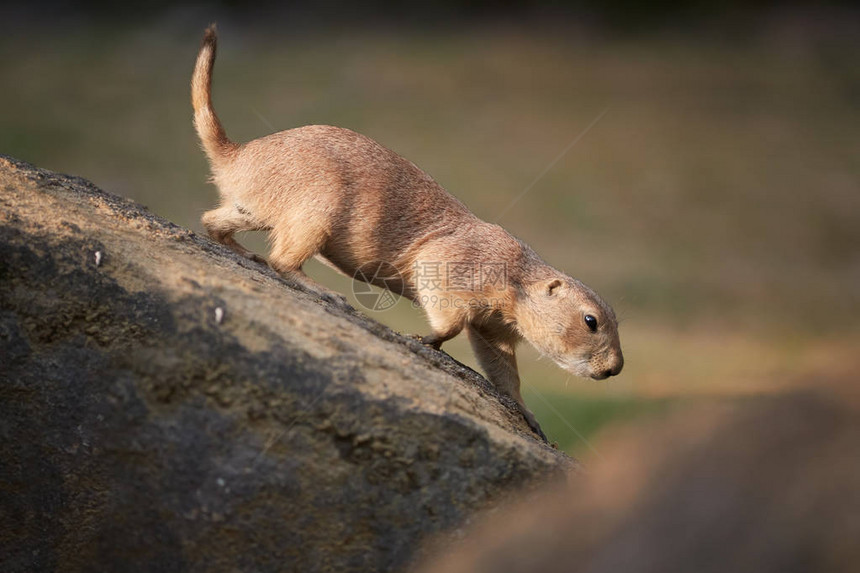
(191, 25, 236, 165)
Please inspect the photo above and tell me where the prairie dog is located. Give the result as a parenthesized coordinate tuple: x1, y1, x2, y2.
(191, 26, 623, 441)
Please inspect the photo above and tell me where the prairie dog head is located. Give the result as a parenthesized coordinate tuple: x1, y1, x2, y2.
(516, 275, 623, 380)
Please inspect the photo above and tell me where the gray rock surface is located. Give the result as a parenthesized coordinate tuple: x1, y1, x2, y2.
(0, 155, 574, 573)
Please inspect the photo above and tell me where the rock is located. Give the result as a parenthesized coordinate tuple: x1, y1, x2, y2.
(415, 391, 860, 573)
(0, 155, 574, 573)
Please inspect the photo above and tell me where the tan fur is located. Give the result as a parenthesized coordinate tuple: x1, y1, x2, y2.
(191, 26, 623, 440)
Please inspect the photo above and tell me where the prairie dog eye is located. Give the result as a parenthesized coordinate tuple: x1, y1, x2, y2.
(584, 314, 598, 332)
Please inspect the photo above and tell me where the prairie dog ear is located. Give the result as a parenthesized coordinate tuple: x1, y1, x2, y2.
(545, 278, 565, 297)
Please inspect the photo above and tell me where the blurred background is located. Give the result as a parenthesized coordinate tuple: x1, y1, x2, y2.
(2, 1, 857, 458)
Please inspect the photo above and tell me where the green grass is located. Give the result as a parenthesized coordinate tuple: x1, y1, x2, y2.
(523, 390, 680, 458)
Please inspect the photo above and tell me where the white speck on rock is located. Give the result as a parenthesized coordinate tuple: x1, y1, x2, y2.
(215, 307, 224, 324)
(94, 251, 102, 267)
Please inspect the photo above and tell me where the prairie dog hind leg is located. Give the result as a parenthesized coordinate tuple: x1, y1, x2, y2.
(267, 223, 350, 308)
(202, 203, 268, 264)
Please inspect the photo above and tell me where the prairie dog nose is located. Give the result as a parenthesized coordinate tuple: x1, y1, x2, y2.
(608, 353, 624, 377)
